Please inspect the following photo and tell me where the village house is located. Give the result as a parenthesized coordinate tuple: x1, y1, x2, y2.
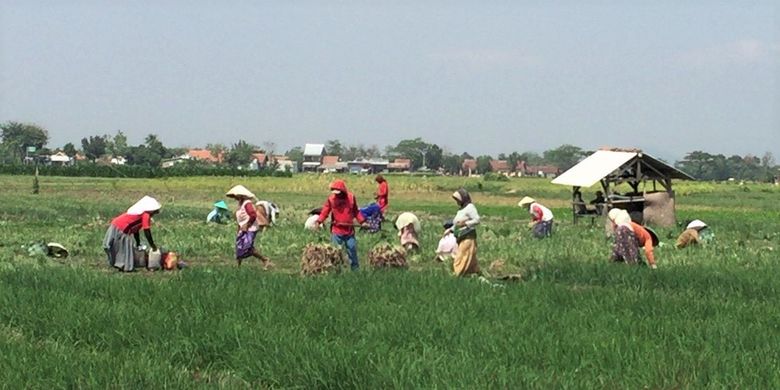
(347, 159, 388, 174)
(302, 143, 326, 172)
(319, 155, 348, 173)
(461, 159, 477, 176)
(387, 158, 412, 173)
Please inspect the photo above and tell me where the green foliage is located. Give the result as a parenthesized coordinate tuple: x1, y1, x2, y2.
(542, 144, 584, 171)
(0, 174, 779, 387)
(225, 140, 255, 167)
(62, 142, 77, 157)
(0, 121, 49, 163)
(476, 155, 492, 173)
(80, 135, 108, 161)
(676, 150, 777, 182)
(0, 163, 292, 178)
(482, 172, 509, 182)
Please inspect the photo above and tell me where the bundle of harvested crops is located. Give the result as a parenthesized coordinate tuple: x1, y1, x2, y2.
(368, 243, 408, 269)
(300, 243, 345, 275)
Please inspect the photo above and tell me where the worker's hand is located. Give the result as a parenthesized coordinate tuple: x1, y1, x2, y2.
(456, 220, 466, 228)
(527, 221, 536, 228)
(240, 224, 249, 232)
(314, 221, 322, 230)
(443, 228, 452, 236)
(650, 264, 657, 270)
(151, 245, 158, 252)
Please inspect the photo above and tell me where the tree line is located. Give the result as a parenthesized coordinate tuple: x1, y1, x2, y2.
(1, 121, 777, 181)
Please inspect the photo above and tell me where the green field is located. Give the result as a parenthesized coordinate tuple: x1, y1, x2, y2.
(1, 174, 779, 388)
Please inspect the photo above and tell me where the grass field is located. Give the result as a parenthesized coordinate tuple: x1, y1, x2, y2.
(1, 174, 779, 388)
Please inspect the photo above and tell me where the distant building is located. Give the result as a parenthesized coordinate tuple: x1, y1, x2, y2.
(272, 156, 298, 173)
(461, 159, 477, 176)
(524, 165, 560, 178)
(249, 152, 267, 170)
(489, 160, 510, 175)
(187, 148, 223, 163)
(302, 143, 326, 172)
(48, 152, 73, 166)
(110, 156, 127, 165)
(347, 159, 388, 174)
(319, 155, 348, 173)
(387, 158, 412, 173)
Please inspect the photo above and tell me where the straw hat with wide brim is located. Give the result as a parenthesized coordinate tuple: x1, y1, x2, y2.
(686, 219, 707, 230)
(643, 226, 660, 246)
(226, 185, 256, 199)
(518, 196, 535, 208)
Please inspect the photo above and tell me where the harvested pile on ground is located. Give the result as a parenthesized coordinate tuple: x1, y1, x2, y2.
(368, 243, 408, 269)
(301, 243, 345, 275)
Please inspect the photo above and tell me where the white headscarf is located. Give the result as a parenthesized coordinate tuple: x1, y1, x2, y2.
(608, 208, 633, 231)
(395, 212, 421, 236)
(127, 196, 161, 215)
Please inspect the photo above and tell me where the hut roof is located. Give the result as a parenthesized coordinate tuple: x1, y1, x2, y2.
(552, 149, 694, 187)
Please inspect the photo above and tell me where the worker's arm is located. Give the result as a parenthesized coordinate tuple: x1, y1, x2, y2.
(143, 229, 157, 251)
(316, 199, 332, 225)
(531, 205, 543, 222)
(643, 239, 656, 268)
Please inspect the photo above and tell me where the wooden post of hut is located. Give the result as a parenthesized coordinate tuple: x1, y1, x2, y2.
(551, 147, 695, 227)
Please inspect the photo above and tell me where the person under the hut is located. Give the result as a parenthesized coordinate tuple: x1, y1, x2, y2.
(315, 179, 367, 271)
(255, 200, 280, 232)
(103, 195, 161, 272)
(375, 174, 389, 215)
(435, 220, 458, 262)
(676, 219, 713, 249)
(226, 185, 274, 269)
(608, 208, 642, 265)
(590, 191, 606, 215)
(359, 203, 383, 233)
(572, 190, 592, 215)
(395, 212, 421, 251)
(304, 207, 322, 231)
(446, 188, 481, 276)
(206, 200, 230, 224)
(518, 196, 554, 238)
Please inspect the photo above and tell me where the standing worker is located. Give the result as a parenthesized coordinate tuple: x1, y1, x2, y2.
(226, 185, 274, 269)
(518, 196, 554, 238)
(446, 188, 481, 276)
(103, 195, 161, 272)
(375, 174, 389, 215)
(315, 179, 366, 271)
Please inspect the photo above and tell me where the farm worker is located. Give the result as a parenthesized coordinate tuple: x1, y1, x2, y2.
(226, 185, 274, 269)
(315, 179, 367, 270)
(206, 200, 230, 224)
(607, 209, 640, 264)
(375, 174, 389, 214)
(518, 196, 554, 238)
(255, 200, 280, 231)
(676, 219, 713, 248)
(359, 203, 383, 233)
(435, 220, 458, 262)
(395, 212, 421, 251)
(304, 207, 322, 231)
(103, 195, 161, 272)
(630, 221, 659, 269)
(446, 188, 481, 276)
(590, 191, 606, 215)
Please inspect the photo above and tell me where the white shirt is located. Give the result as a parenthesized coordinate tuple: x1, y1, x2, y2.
(304, 214, 320, 231)
(531, 202, 554, 222)
(436, 233, 458, 256)
(453, 203, 480, 228)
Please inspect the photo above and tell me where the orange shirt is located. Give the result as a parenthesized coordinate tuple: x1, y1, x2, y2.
(630, 222, 656, 266)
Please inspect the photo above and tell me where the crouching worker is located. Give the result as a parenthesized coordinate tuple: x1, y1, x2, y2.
(395, 212, 421, 251)
(518, 196, 554, 238)
(315, 180, 366, 271)
(206, 200, 230, 224)
(434, 220, 458, 262)
(255, 200, 280, 231)
(359, 203, 383, 233)
(676, 220, 712, 249)
(226, 185, 274, 269)
(607, 208, 658, 268)
(304, 208, 322, 231)
(103, 195, 161, 272)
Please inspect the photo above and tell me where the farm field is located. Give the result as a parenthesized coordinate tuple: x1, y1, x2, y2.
(1, 174, 779, 388)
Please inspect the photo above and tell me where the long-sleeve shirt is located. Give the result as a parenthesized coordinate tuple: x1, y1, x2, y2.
(454, 203, 480, 228)
(318, 192, 365, 236)
(631, 222, 656, 266)
(235, 200, 259, 232)
(111, 212, 152, 234)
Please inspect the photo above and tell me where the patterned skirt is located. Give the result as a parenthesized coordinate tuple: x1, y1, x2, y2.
(611, 226, 639, 263)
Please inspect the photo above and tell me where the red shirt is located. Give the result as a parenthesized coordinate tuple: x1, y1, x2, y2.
(376, 181, 389, 213)
(111, 212, 152, 234)
(318, 192, 365, 236)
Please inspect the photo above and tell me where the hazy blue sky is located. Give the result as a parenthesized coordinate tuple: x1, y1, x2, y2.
(1, 1, 778, 161)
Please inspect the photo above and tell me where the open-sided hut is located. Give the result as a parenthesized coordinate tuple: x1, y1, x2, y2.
(551, 148, 695, 227)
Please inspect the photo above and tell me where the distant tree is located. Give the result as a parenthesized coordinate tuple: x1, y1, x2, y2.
(342, 145, 360, 161)
(441, 153, 462, 175)
(761, 152, 775, 168)
(460, 152, 474, 160)
(497, 153, 508, 160)
(517, 151, 543, 165)
(425, 144, 443, 170)
(62, 143, 77, 157)
(476, 155, 493, 174)
(364, 145, 381, 159)
(542, 144, 584, 171)
(110, 131, 129, 157)
(226, 140, 255, 167)
(0, 121, 49, 163)
(144, 134, 166, 158)
(390, 138, 431, 169)
(262, 141, 277, 156)
(326, 139, 343, 158)
(81, 135, 108, 162)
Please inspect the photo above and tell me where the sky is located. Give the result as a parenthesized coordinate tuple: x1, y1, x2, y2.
(1, 1, 778, 162)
